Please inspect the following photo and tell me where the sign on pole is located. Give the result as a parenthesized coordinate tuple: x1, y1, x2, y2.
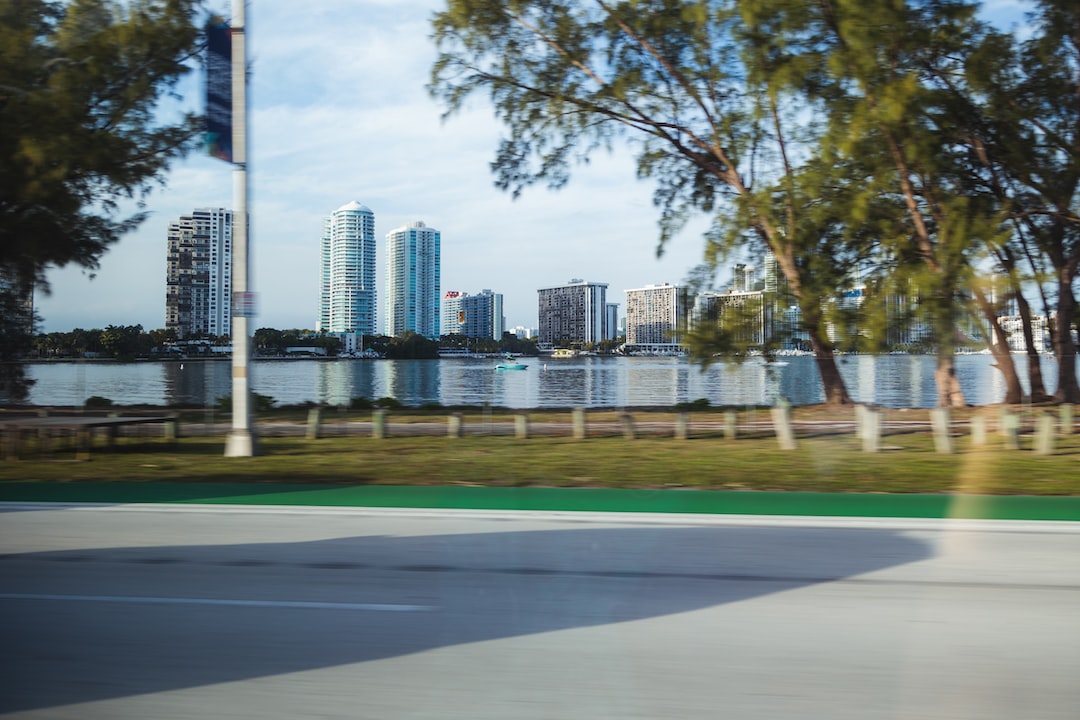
(232, 291, 257, 318)
(205, 17, 232, 163)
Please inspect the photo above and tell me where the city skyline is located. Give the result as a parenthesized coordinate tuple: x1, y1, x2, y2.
(32, 1, 1031, 335)
(32, 0, 707, 335)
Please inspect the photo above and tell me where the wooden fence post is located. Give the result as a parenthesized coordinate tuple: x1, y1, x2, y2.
(515, 413, 529, 439)
(372, 409, 388, 439)
(619, 412, 636, 440)
(572, 407, 587, 440)
(1001, 409, 1021, 450)
(970, 414, 987, 447)
(724, 411, 737, 440)
(306, 406, 323, 440)
(164, 414, 179, 441)
(1034, 413, 1055, 456)
(1060, 404, 1074, 436)
(862, 408, 881, 453)
(674, 412, 689, 440)
(855, 404, 867, 441)
(771, 402, 797, 451)
(930, 408, 954, 454)
(447, 412, 463, 438)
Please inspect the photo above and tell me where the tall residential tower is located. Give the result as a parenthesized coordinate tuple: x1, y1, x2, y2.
(442, 289, 505, 340)
(537, 279, 610, 347)
(166, 208, 232, 338)
(385, 220, 441, 339)
(625, 283, 685, 351)
(319, 201, 376, 335)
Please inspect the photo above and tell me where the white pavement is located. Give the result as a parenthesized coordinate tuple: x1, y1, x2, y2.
(1, 505, 1078, 719)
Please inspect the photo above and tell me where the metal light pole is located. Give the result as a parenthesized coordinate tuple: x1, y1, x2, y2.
(224, 0, 255, 457)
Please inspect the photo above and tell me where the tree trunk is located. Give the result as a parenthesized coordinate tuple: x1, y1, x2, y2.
(973, 290, 1024, 404)
(805, 323, 852, 405)
(935, 353, 967, 408)
(1016, 292, 1050, 402)
(1053, 273, 1080, 403)
(986, 334, 1024, 405)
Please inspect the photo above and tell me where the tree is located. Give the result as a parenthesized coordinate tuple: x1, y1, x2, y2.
(311, 333, 342, 356)
(0, 0, 204, 396)
(147, 327, 176, 351)
(747, 0, 1020, 407)
(431, 0, 863, 405)
(70, 327, 104, 356)
(0, 276, 36, 400)
(100, 323, 147, 358)
(499, 332, 540, 355)
(254, 327, 285, 355)
(963, 0, 1080, 402)
(385, 332, 440, 359)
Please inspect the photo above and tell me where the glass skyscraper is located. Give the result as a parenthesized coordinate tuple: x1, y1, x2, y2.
(319, 201, 376, 335)
(384, 220, 441, 339)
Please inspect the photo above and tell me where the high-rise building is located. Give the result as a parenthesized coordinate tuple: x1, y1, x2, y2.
(537, 279, 609, 347)
(762, 251, 780, 294)
(318, 201, 376, 335)
(694, 290, 775, 347)
(625, 283, 685, 350)
(605, 303, 620, 341)
(166, 208, 232, 338)
(385, 220, 441, 339)
(442, 289, 505, 340)
(510, 326, 536, 340)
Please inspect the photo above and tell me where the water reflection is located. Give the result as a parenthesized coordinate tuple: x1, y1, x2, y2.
(22, 354, 1078, 409)
(165, 361, 230, 407)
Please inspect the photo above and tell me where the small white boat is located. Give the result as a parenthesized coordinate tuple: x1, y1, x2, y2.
(495, 362, 528, 371)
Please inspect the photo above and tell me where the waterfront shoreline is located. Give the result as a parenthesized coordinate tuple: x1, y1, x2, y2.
(16, 354, 1078, 410)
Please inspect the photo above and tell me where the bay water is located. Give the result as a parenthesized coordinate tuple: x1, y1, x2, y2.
(20, 354, 1069, 409)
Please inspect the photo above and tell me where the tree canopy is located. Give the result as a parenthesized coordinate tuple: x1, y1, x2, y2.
(431, 0, 1080, 406)
(0, 0, 204, 287)
(0, 0, 204, 399)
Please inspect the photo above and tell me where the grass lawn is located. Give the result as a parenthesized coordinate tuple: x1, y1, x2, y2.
(2, 405, 1079, 495)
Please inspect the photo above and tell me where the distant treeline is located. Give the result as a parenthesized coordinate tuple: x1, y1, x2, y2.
(30, 326, 544, 360)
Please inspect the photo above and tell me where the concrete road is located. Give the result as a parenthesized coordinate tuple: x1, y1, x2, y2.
(1, 505, 1078, 719)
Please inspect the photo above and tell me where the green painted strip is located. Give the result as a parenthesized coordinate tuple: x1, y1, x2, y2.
(1, 482, 1079, 521)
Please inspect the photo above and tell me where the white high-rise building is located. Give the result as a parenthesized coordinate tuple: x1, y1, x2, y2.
(166, 208, 232, 338)
(442, 289, 505, 341)
(537, 279, 609, 347)
(319, 201, 376, 335)
(625, 283, 684, 350)
(385, 220, 441, 339)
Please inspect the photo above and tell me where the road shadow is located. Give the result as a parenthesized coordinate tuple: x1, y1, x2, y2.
(0, 523, 931, 712)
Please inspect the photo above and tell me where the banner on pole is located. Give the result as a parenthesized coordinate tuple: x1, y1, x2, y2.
(205, 16, 232, 163)
(232, 291, 258, 318)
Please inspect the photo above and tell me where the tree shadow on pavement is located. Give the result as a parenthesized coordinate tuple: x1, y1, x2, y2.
(0, 523, 931, 712)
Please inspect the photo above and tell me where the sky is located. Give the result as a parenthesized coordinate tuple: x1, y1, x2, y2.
(35, 0, 1033, 334)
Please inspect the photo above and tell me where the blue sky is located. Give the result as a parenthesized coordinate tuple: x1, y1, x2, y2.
(35, 0, 1032, 334)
